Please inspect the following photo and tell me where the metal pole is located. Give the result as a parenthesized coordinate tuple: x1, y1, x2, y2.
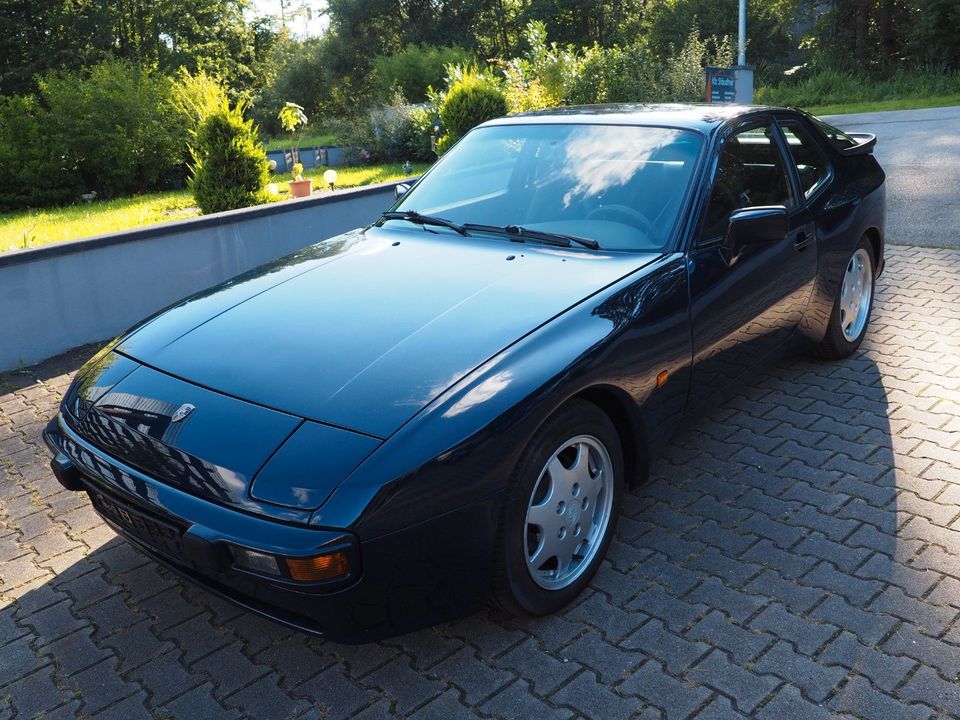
(738, 0, 747, 66)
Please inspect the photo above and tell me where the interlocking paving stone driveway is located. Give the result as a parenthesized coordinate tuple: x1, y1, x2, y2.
(2, 244, 960, 719)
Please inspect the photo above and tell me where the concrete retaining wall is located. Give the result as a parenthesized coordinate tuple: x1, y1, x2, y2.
(1, 181, 404, 372)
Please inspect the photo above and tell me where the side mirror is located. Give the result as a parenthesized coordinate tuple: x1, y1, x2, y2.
(395, 183, 410, 200)
(724, 206, 788, 257)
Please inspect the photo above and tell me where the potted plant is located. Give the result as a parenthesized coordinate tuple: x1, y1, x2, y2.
(279, 101, 312, 198)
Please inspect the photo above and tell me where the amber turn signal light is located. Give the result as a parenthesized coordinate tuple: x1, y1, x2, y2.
(285, 551, 349, 582)
(656, 370, 669, 387)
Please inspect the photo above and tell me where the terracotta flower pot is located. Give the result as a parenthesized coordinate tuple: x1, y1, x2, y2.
(288, 178, 313, 198)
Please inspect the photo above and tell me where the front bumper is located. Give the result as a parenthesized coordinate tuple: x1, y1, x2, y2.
(44, 414, 502, 642)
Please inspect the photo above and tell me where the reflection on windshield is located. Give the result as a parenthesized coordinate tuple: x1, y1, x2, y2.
(395, 123, 701, 252)
(557, 131, 679, 207)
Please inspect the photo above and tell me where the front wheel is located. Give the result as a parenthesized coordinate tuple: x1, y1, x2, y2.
(491, 399, 623, 616)
(813, 237, 875, 359)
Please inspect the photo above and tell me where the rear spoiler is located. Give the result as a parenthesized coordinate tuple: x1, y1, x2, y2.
(840, 132, 877, 156)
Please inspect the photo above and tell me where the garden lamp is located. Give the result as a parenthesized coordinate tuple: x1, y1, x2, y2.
(323, 169, 338, 190)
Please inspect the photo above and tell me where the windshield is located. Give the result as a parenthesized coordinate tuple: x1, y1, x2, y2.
(392, 123, 703, 252)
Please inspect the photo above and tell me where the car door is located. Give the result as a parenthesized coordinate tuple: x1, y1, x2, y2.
(686, 118, 819, 405)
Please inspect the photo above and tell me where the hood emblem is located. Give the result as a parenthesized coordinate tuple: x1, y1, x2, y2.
(170, 403, 196, 423)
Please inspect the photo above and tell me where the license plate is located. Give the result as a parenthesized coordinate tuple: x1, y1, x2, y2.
(90, 490, 185, 560)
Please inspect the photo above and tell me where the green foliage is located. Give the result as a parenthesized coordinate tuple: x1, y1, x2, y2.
(436, 68, 507, 154)
(644, 0, 791, 71)
(907, 0, 960, 67)
(516, 0, 648, 48)
(251, 35, 377, 135)
(40, 60, 183, 198)
(189, 101, 269, 214)
(0, 95, 80, 211)
(170, 68, 230, 166)
(278, 101, 309, 133)
(170, 69, 230, 137)
(756, 66, 960, 108)
(252, 38, 331, 135)
(502, 22, 733, 109)
(0, 0, 280, 97)
(342, 92, 437, 164)
(374, 44, 475, 102)
(661, 31, 735, 102)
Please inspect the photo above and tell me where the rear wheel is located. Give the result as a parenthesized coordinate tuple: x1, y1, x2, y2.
(491, 399, 623, 615)
(813, 237, 875, 359)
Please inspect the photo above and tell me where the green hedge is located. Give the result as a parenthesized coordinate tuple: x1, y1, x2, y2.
(0, 62, 225, 212)
(436, 71, 507, 155)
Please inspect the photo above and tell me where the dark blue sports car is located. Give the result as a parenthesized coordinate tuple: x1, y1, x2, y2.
(45, 105, 885, 641)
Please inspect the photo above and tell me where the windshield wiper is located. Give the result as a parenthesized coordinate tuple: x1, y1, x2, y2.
(463, 223, 600, 250)
(380, 210, 469, 236)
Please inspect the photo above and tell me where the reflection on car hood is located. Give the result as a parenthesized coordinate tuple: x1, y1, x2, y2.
(118, 226, 658, 437)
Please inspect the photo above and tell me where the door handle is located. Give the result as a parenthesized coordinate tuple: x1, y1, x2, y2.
(793, 232, 815, 250)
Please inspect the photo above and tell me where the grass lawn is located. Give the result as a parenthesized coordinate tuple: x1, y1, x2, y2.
(263, 130, 341, 151)
(802, 94, 960, 116)
(0, 162, 429, 254)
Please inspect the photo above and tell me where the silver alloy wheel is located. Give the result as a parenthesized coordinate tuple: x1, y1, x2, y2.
(840, 247, 873, 342)
(524, 434, 614, 590)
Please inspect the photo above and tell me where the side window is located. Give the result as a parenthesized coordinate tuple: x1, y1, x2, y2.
(780, 121, 831, 198)
(700, 125, 793, 241)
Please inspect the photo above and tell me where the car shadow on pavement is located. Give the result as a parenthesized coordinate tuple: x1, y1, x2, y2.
(6, 337, 952, 720)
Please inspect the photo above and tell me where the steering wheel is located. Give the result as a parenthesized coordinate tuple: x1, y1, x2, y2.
(586, 204, 660, 242)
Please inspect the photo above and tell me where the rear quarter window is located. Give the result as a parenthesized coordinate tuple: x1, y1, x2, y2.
(811, 117, 858, 151)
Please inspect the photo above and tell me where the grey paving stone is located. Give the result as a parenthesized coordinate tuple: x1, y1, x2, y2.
(622, 618, 710, 675)
(688, 576, 768, 622)
(430, 646, 514, 705)
(618, 661, 712, 719)
(749, 603, 839, 656)
(37, 627, 112, 677)
(159, 682, 243, 719)
(900, 665, 960, 717)
(70, 657, 142, 715)
(125, 648, 205, 707)
(551, 670, 642, 720)
(87, 692, 152, 720)
(494, 637, 581, 696)
(754, 641, 846, 703)
(818, 631, 915, 693)
(566, 592, 645, 642)
(480, 679, 574, 720)
(0, 633, 51, 687)
(809, 595, 898, 646)
(686, 649, 780, 713)
(801, 562, 883, 606)
(3, 666, 70, 718)
(625, 584, 709, 633)
(222, 672, 311, 719)
(686, 610, 772, 665)
(882, 621, 960, 678)
(755, 684, 838, 720)
(362, 656, 445, 715)
(745, 569, 825, 614)
(869, 586, 959, 636)
(830, 675, 933, 720)
(292, 664, 380, 720)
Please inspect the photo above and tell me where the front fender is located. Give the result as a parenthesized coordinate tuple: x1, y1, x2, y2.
(314, 254, 692, 539)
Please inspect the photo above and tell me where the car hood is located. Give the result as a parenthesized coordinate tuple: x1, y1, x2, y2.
(118, 226, 658, 437)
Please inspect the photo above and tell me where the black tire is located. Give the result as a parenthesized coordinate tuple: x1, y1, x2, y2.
(813, 236, 876, 360)
(491, 399, 623, 616)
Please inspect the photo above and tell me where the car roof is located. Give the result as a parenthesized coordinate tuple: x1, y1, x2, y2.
(481, 103, 786, 134)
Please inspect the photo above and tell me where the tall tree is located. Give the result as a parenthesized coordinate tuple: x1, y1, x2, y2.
(0, 0, 277, 95)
